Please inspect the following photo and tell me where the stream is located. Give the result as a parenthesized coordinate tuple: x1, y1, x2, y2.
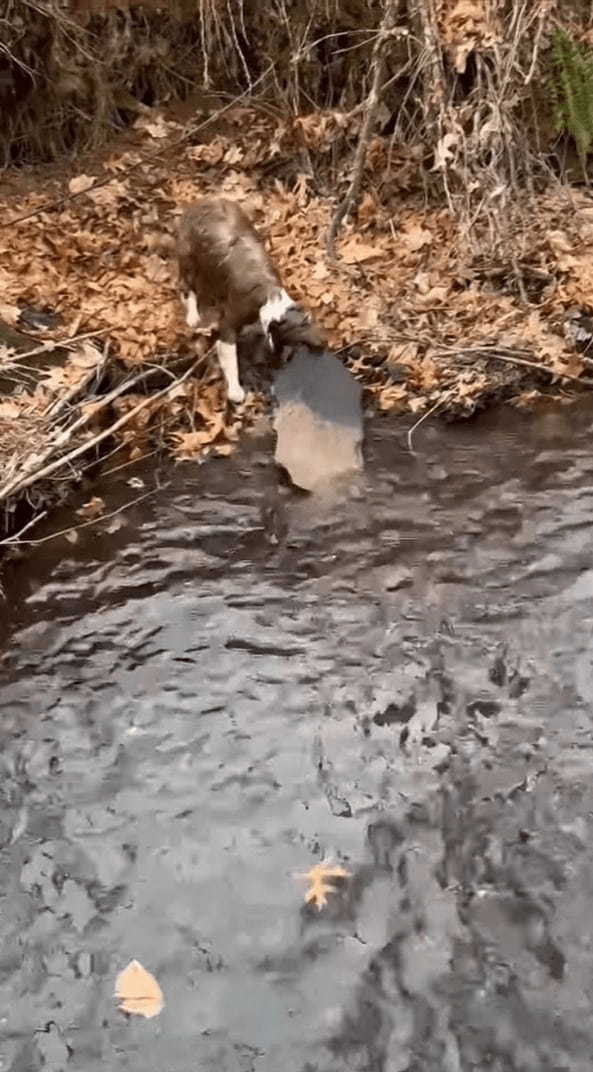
(2, 404, 593, 1071)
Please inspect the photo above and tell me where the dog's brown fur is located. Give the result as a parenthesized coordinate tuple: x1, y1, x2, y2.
(176, 197, 325, 351)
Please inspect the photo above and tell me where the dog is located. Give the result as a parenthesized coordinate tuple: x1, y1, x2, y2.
(176, 196, 325, 403)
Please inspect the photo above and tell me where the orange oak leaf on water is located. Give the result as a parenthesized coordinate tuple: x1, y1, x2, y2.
(298, 862, 351, 911)
(115, 959, 164, 1019)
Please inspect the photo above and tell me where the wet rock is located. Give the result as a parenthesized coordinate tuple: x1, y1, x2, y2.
(272, 348, 363, 491)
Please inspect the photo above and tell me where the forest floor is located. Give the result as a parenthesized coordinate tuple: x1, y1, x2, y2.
(1, 97, 593, 539)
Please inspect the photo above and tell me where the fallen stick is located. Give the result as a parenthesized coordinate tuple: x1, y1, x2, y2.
(0, 488, 159, 548)
(407, 396, 445, 452)
(0, 363, 163, 502)
(0, 328, 106, 364)
(44, 340, 110, 419)
(472, 350, 593, 387)
(0, 355, 208, 503)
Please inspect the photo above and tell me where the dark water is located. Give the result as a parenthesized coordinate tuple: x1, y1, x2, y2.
(3, 405, 593, 1071)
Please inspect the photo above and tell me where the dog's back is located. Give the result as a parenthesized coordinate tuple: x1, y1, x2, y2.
(177, 198, 281, 331)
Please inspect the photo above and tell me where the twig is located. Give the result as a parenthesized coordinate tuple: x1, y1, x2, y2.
(407, 397, 442, 452)
(0, 366, 159, 500)
(1, 329, 106, 364)
(478, 350, 593, 386)
(0, 363, 163, 503)
(44, 340, 110, 419)
(0, 509, 48, 546)
(0, 355, 208, 502)
(326, 0, 400, 256)
(0, 488, 160, 547)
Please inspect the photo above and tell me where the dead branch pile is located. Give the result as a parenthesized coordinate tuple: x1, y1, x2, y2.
(2, 0, 590, 184)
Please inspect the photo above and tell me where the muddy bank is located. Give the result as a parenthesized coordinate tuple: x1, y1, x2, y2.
(3, 404, 593, 1069)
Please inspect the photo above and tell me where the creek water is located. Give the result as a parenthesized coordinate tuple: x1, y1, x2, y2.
(2, 404, 593, 1071)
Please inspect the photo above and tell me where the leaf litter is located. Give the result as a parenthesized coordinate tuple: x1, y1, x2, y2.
(0, 101, 592, 528)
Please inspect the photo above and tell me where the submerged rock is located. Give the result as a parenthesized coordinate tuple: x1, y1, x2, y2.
(272, 348, 363, 492)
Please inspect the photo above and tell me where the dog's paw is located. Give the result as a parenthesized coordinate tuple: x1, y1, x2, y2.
(228, 385, 246, 405)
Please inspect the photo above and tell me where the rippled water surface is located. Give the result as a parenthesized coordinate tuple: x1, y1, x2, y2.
(3, 406, 593, 1071)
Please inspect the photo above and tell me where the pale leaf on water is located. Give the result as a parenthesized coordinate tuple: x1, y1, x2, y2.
(76, 496, 105, 521)
(297, 862, 351, 911)
(115, 959, 164, 1019)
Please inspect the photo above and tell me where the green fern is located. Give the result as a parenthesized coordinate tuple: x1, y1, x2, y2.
(550, 29, 593, 177)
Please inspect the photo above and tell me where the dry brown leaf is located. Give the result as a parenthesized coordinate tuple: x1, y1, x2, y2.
(134, 113, 179, 140)
(0, 400, 22, 419)
(298, 862, 351, 911)
(68, 174, 95, 195)
(403, 224, 433, 252)
(115, 959, 164, 1018)
(340, 238, 383, 265)
(70, 342, 103, 368)
(0, 301, 21, 326)
(378, 384, 408, 411)
(87, 180, 129, 209)
(387, 341, 419, 366)
(171, 429, 214, 457)
(76, 496, 105, 520)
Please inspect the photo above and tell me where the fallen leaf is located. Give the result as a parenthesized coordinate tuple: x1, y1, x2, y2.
(403, 224, 433, 252)
(87, 180, 129, 208)
(115, 959, 164, 1019)
(68, 174, 95, 195)
(298, 862, 351, 911)
(0, 301, 21, 325)
(134, 113, 178, 140)
(70, 341, 103, 368)
(76, 496, 105, 520)
(340, 237, 383, 264)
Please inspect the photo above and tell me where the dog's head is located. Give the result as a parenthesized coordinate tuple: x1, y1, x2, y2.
(268, 305, 326, 356)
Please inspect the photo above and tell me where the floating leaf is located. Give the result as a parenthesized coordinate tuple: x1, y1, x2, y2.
(76, 496, 105, 520)
(115, 959, 164, 1019)
(298, 862, 351, 911)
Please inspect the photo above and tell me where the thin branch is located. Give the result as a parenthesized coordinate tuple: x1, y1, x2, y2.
(0, 509, 48, 546)
(407, 396, 443, 452)
(0, 488, 160, 547)
(0, 363, 163, 503)
(43, 340, 109, 419)
(0, 355, 208, 503)
(0, 329, 106, 364)
(477, 350, 593, 386)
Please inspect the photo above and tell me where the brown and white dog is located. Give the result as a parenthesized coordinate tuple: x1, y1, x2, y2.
(177, 197, 325, 403)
